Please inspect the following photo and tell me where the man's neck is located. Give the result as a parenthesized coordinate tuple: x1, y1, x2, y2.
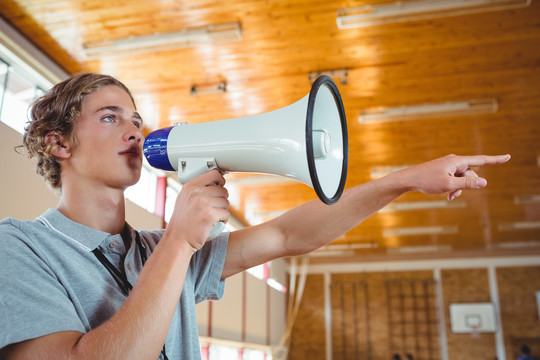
(57, 182, 127, 236)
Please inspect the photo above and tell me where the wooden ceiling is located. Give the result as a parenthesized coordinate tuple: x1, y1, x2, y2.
(2, 0, 540, 264)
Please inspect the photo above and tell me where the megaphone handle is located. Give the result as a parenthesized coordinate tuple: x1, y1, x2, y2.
(207, 221, 227, 241)
(177, 158, 227, 241)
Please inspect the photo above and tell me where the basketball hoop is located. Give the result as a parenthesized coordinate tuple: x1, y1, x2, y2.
(465, 314, 482, 338)
(470, 324, 480, 338)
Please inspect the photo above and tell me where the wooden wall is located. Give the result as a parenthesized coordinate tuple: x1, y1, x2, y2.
(442, 268, 496, 360)
(498, 266, 540, 359)
(289, 261, 540, 360)
(289, 274, 327, 359)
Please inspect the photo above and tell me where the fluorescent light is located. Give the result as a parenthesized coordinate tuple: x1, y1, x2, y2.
(337, 0, 531, 29)
(83, 22, 242, 59)
(308, 250, 355, 257)
(379, 200, 467, 213)
(318, 243, 379, 251)
(309, 242, 378, 257)
(514, 194, 540, 205)
(491, 241, 540, 249)
(383, 225, 458, 237)
(359, 98, 497, 124)
(387, 245, 452, 254)
(498, 221, 540, 231)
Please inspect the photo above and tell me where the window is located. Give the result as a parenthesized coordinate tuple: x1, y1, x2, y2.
(202, 343, 272, 360)
(243, 348, 272, 360)
(164, 176, 182, 223)
(0, 44, 162, 216)
(209, 344, 238, 360)
(0, 55, 48, 134)
(0, 59, 7, 116)
(0, 26, 165, 217)
(125, 164, 157, 213)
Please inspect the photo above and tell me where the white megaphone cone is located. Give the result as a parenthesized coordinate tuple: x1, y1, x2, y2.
(143, 75, 348, 239)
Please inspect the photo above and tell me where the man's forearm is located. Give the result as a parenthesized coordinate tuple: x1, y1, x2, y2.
(75, 233, 195, 359)
(276, 170, 409, 255)
(223, 166, 413, 278)
(276, 154, 511, 255)
(222, 154, 510, 280)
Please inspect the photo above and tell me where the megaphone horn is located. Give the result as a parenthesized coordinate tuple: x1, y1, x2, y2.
(143, 75, 348, 206)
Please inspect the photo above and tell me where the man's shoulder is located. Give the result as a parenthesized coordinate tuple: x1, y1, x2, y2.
(0, 215, 50, 251)
(0, 216, 32, 232)
(0, 215, 45, 233)
(0, 216, 22, 226)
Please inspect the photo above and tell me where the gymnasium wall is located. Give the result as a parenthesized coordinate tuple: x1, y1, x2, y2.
(289, 260, 540, 360)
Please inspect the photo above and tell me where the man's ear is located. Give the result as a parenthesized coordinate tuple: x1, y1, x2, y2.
(44, 131, 71, 159)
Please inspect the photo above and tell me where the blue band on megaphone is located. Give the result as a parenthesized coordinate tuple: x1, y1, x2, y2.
(143, 126, 175, 171)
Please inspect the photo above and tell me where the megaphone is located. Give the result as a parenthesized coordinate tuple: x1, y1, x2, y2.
(143, 75, 348, 237)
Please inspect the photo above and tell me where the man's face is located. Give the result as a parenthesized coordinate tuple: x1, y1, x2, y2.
(66, 85, 143, 190)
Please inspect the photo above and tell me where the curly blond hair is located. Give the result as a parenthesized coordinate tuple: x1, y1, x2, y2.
(23, 72, 134, 190)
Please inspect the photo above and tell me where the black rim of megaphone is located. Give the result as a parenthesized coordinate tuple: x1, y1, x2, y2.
(306, 75, 348, 205)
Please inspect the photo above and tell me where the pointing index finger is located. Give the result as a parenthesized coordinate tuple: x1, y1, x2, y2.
(455, 154, 511, 169)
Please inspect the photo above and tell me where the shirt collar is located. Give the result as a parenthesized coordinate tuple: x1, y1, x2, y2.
(36, 208, 123, 251)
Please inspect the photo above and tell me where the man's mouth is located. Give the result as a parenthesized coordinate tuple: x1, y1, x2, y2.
(119, 146, 142, 158)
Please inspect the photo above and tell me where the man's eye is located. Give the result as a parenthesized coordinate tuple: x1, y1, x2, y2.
(132, 120, 142, 129)
(102, 115, 116, 123)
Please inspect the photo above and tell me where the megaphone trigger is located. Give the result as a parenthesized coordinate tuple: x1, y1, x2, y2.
(177, 157, 225, 184)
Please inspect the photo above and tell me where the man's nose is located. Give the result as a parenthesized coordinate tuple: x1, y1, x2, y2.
(125, 123, 143, 143)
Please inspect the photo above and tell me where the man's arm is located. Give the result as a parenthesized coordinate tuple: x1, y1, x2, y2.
(1, 234, 196, 359)
(1, 171, 229, 360)
(221, 154, 511, 279)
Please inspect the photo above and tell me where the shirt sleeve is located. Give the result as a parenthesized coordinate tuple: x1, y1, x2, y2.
(137, 228, 229, 303)
(0, 221, 85, 350)
(190, 232, 229, 304)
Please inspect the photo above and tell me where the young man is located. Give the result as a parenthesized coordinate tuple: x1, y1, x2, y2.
(0, 72, 510, 359)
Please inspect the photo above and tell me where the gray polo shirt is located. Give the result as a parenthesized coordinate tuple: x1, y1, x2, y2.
(0, 208, 228, 359)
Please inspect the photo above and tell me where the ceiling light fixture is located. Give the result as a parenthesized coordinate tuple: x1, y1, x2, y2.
(337, 0, 531, 29)
(387, 245, 452, 254)
(308, 69, 349, 85)
(318, 243, 379, 251)
(514, 194, 540, 205)
(190, 81, 227, 96)
(379, 200, 467, 213)
(491, 241, 540, 249)
(309, 243, 379, 257)
(383, 225, 458, 237)
(358, 98, 497, 124)
(308, 250, 355, 257)
(82, 22, 242, 59)
(498, 221, 540, 231)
